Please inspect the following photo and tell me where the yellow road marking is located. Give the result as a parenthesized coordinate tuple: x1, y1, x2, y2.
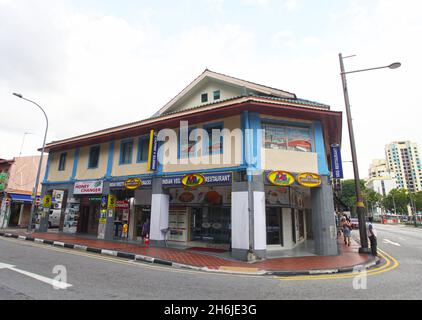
(275, 249, 398, 281)
(219, 266, 259, 273)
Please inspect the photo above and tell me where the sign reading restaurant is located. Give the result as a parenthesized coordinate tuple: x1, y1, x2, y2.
(73, 180, 103, 194)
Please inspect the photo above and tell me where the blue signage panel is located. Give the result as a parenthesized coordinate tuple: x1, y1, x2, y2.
(330, 144, 344, 179)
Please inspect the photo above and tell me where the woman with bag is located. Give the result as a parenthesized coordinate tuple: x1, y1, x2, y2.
(341, 217, 352, 246)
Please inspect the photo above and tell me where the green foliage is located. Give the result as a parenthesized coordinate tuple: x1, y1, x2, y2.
(382, 189, 410, 214)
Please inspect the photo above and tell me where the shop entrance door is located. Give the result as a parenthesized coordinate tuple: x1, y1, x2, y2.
(134, 206, 150, 240)
(78, 206, 90, 233)
(266, 207, 283, 246)
(190, 207, 230, 244)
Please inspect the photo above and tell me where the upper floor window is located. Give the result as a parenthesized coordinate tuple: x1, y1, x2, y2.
(179, 127, 197, 159)
(204, 123, 223, 155)
(263, 123, 312, 152)
(120, 139, 133, 165)
(201, 93, 208, 103)
(213, 90, 221, 100)
(88, 146, 100, 169)
(58, 152, 67, 171)
(137, 136, 149, 163)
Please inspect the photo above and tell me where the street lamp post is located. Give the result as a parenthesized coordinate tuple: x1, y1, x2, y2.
(339, 54, 401, 253)
(13, 93, 48, 233)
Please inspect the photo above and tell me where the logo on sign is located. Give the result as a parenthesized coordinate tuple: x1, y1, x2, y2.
(296, 172, 322, 187)
(267, 171, 295, 186)
(124, 178, 142, 190)
(181, 173, 205, 188)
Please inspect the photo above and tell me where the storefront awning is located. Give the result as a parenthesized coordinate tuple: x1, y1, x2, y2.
(9, 193, 32, 203)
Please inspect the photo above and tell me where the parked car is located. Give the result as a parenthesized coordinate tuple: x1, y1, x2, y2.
(48, 209, 61, 228)
(350, 218, 359, 229)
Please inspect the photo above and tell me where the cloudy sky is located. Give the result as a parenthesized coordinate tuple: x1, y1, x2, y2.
(0, 0, 421, 179)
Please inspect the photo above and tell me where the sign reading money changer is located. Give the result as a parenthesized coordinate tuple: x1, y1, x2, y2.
(296, 172, 322, 187)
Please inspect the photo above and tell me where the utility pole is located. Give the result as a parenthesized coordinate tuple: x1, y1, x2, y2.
(338, 53, 401, 253)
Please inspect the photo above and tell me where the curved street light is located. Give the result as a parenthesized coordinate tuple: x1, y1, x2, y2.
(13, 93, 49, 233)
(339, 54, 401, 253)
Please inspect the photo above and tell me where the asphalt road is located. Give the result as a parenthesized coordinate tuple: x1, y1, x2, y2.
(0, 223, 421, 300)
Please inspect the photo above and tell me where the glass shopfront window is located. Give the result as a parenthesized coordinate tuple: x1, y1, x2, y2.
(263, 123, 312, 152)
(190, 207, 230, 244)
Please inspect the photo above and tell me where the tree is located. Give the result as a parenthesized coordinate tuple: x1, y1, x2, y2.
(409, 191, 422, 214)
(362, 188, 382, 213)
(382, 189, 410, 214)
(339, 179, 366, 216)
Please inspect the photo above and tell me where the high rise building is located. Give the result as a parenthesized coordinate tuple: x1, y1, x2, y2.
(368, 159, 390, 179)
(385, 141, 422, 192)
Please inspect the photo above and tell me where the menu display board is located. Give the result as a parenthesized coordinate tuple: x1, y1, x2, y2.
(168, 208, 188, 242)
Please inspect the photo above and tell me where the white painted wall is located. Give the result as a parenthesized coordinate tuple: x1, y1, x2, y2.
(150, 194, 169, 241)
(253, 191, 266, 251)
(282, 208, 294, 249)
(231, 191, 249, 250)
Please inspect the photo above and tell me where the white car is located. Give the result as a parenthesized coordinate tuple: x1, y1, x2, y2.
(48, 209, 62, 228)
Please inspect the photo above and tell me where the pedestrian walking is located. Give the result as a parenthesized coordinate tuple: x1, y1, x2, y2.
(341, 217, 352, 246)
(141, 218, 150, 242)
(367, 217, 378, 256)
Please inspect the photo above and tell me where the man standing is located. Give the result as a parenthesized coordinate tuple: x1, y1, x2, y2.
(367, 217, 378, 256)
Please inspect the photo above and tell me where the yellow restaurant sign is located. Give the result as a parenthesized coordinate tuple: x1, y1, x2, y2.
(267, 171, 295, 186)
(182, 173, 205, 188)
(296, 172, 322, 187)
(124, 177, 142, 190)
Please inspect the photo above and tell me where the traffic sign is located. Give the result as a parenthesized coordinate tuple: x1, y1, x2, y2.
(5, 198, 11, 206)
(35, 197, 41, 206)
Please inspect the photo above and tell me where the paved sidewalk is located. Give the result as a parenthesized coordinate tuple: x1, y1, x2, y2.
(0, 229, 377, 275)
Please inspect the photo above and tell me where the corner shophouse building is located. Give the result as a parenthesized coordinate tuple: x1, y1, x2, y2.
(39, 70, 342, 260)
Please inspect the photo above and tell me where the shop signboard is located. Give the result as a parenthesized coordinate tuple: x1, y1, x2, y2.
(124, 178, 142, 190)
(163, 172, 232, 187)
(267, 170, 295, 186)
(147, 130, 159, 171)
(116, 200, 129, 209)
(181, 173, 205, 188)
(73, 180, 103, 195)
(110, 178, 152, 189)
(330, 144, 344, 179)
(296, 172, 322, 187)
